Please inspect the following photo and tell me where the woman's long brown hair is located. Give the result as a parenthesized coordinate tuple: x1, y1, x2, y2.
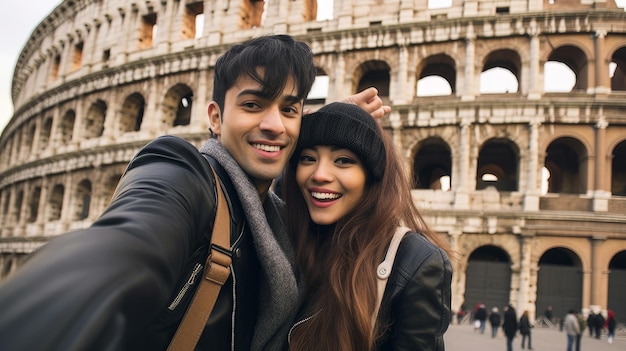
(284, 123, 453, 351)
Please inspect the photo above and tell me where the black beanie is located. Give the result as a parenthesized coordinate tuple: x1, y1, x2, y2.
(296, 102, 386, 180)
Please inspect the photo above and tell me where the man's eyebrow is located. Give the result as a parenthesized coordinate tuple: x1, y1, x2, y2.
(237, 89, 267, 99)
(237, 89, 302, 104)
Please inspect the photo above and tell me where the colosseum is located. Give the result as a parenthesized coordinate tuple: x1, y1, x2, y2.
(1, 0, 626, 322)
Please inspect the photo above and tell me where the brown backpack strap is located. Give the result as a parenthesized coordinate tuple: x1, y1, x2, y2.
(167, 165, 231, 351)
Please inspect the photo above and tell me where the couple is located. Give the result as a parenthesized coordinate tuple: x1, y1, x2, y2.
(0, 34, 452, 351)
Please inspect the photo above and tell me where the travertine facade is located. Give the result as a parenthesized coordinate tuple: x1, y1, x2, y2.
(1, 0, 626, 321)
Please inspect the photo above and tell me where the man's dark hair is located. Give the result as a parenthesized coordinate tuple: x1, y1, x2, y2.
(212, 34, 317, 111)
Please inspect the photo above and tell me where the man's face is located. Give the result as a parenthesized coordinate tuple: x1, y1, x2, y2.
(208, 74, 302, 192)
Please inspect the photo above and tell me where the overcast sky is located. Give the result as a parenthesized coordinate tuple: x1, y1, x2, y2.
(0, 0, 61, 134)
(1, 0, 625, 135)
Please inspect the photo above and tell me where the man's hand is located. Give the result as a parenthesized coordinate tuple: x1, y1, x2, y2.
(343, 87, 391, 119)
(303, 87, 391, 119)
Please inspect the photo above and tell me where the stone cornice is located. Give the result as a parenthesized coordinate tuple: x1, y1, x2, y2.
(0, 141, 142, 188)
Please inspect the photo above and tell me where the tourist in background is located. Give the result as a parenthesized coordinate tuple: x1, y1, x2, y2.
(593, 312, 605, 339)
(575, 312, 586, 351)
(564, 309, 581, 351)
(475, 304, 488, 334)
(489, 307, 502, 338)
(604, 309, 616, 344)
(503, 304, 518, 351)
(519, 310, 533, 350)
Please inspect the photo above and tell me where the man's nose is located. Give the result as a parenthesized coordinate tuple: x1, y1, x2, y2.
(259, 106, 286, 135)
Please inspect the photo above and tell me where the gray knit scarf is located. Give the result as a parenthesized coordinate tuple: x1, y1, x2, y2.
(199, 138, 298, 351)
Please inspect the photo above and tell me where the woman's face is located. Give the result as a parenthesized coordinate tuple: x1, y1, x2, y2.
(295, 145, 367, 225)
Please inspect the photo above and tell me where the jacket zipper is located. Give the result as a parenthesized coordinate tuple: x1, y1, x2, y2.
(288, 311, 321, 344)
(168, 263, 203, 310)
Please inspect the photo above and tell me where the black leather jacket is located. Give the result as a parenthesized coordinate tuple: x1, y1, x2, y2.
(0, 136, 260, 351)
(290, 232, 452, 351)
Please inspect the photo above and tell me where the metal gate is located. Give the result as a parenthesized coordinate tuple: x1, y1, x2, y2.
(536, 264, 583, 319)
(608, 268, 626, 320)
(464, 260, 511, 313)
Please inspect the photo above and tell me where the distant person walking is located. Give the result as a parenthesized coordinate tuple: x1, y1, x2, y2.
(489, 307, 502, 338)
(587, 312, 595, 337)
(519, 310, 533, 350)
(503, 304, 518, 351)
(576, 312, 586, 351)
(475, 304, 488, 334)
(605, 309, 617, 344)
(594, 312, 605, 339)
(564, 309, 581, 351)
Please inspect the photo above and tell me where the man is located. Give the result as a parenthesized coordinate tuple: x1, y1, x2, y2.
(0, 35, 389, 350)
(503, 304, 518, 351)
(564, 309, 581, 351)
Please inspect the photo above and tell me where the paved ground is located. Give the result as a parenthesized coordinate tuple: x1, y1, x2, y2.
(445, 323, 625, 351)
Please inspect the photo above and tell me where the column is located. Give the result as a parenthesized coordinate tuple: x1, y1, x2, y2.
(523, 121, 540, 211)
(528, 32, 541, 99)
(454, 120, 471, 209)
(191, 69, 209, 129)
(593, 118, 610, 212)
(393, 45, 411, 104)
(461, 27, 476, 101)
(593, 30, 610, 94)
(517, 234, 533, 314)
(590, 235, 607, 309)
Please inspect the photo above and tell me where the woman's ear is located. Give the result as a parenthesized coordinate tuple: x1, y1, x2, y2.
(208, 101, 221, 136)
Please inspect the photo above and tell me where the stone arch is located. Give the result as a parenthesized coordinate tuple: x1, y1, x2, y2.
(117, 93, 145, 133)
(72, 179, 92, 221)
(416, 53, 457, 96)
(611, 139, 626, 196)
(610, 45, 626, 91)
(307, 67, 330, 105)
(47, 184, 64, 221)
(0, 190, 11, 231)
(302, 0, 318, 21)
(413, 137, 452, 190)
(476, 138, 520, 191)
(547, 45, 589, 92)
(27, 185, 41, 223)
(480, 48, 522, 94)
(83, 99, 107, 139)
(161, 83, 194, 127)
(354, 60, 391, 102)
(464, 245, 512, 315)
(10, 130, 22, 165)
(99, 171, 124, 211)
(58, 110, 76, 145)
(14, 189, 24, 224)
(23, 122, 36, 159)
(40, 116, 53, 150)
(535, 247, 583, 319)
(607, 250, 626, 320)
(544, 137, 588, 194)
(182, 1, 204, 40)
(239, 0, 265, 29)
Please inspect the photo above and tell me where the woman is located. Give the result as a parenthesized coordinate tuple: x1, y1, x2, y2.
(519, 310, 533, 350)
(283, 102, 453, 350)
(604, 309, 616, 344)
